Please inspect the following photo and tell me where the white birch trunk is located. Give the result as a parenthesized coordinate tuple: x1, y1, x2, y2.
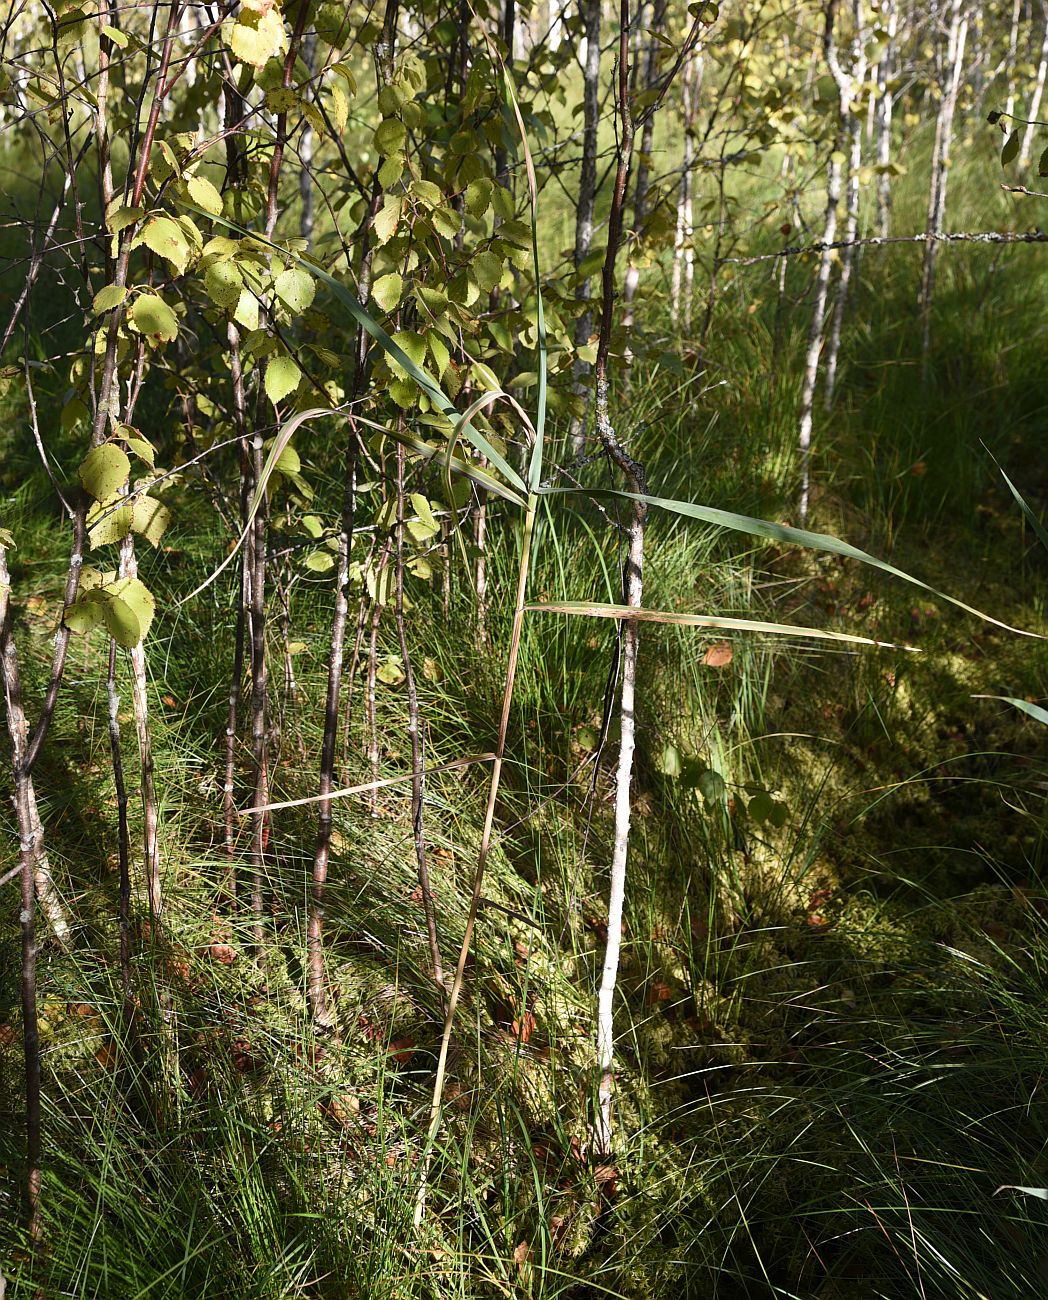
(594, 511, 643, 1158)
(119, 538, 163, 920)
(622, 0, 668, 338)
(1019, 5, 1048, 168)
(568, 0, 602, 451)
(920, 0, 969, 372)
(824, 0, 868, 410)
(299, 30, 316, 249)
(798, 0, 846, 522)
(671, 56, 700, 329)
(1005, 0, 1022, 118)
(874, 0, 898, 237)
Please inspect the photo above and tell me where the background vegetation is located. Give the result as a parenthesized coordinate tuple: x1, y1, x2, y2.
(2, 0, 1048, 1295)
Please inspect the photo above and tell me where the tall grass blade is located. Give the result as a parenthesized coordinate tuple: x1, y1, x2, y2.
(527, 600, 917, 649)
(973, 694, 1048, 726)
(545, 486, 1038, 636)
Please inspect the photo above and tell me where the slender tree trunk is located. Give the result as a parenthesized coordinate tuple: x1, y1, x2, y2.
(474, 460, 489, 645)
(309, 417, 356, 1031)
(919, 0, 969, 375)
(244, 0, 311, 952)
(395, 442, 444, 992)
(592, 0, 647, 1161)
(299, 30, 316, 248)
(671, 55, 700, 329)
(248, 453, 269, 952)
(1019, 3, 1048, 167)
(106, 640, 137, 1041)
(798, 0, 846, 523)
(568, 0, 602, 451)
(622, 0, 668, 338)
(118, 538, 162, 919)
(1005, 0, 1022, 118)
(875, 0, 898, 236)
(1, 544, 43, 1246)
(364, 547, 391, 817)
(1, 544, 71, 947)
(824, 0, 868, 410)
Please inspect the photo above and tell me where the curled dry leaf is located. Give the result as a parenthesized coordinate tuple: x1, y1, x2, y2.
(320, 1092, 361, 1129)
(512, 1009, 536, 1043)
(388, 1035, 416, 1065)
(703, 641, 733, 667)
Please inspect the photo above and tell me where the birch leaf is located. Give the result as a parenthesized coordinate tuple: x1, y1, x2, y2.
(79, 445, 130, 501)
(102, 595, 141, 648)
(130, 293, 178, 342)
(131, 496, 172, 547)
(87, 499, 133, 548)
(372, 194, 402, 244)
(92, 284, 127, 316)
(136, 216, 191, 274)
(185, 174, 223, 217)
(372, 273, 403, 313)
(110, 577, 155, 641)
(274, 267, 315, 313)
(265, 355, 302, 405)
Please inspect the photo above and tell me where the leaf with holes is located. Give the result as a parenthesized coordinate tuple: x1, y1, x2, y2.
(131, 496, 172, 548)
(79, 444, 130, 502)
(134, 216, 191, 274)
(131, 292, 178, 342)
(87, 499, 133, 548)
(274, 267, 315, 314)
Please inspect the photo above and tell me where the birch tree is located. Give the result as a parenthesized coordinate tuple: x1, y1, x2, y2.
(798, 0, 847, 522)
(919, 0, 970, 372)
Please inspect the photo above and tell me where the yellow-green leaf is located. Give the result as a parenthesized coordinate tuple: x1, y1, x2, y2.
(131, 496, 172, 547)
(102, 594, 141, 647)
(130, 292, 178, 341)
(371, 273, 403, 313)
(230, 8, 286, 67)
(135, 216, 191, 274)
(265, 355, 302, 405)
(205, 259, 243, 308)
(372, 194, 402, 245)
(87, 499, 133, 548)
(185, 174, 223, 217)
(92, 284, 127, 316)
(374, 117, 406, 157)
(234, 287, 259, 331)
(274, 266, 315, 313)
(109, 576, 155, 641)
(79, 444, 130, 501)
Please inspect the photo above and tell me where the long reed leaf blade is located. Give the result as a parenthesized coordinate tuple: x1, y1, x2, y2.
(527, 601, 917, 649)
(973, 694, 1048, 726)
(543, 487, 1037, 637)
(984, 445, 1048, 554)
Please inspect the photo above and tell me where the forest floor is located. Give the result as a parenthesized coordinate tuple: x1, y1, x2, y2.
(3, 160, 1048, 1299)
